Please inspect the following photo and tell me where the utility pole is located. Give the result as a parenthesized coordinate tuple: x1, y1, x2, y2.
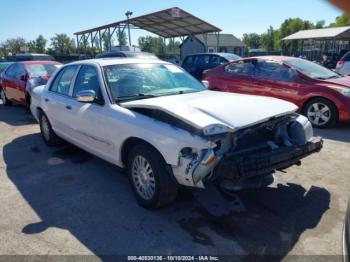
(125, 11, 133, 46)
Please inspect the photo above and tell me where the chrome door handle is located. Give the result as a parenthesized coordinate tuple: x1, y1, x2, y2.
(66, 105, 72, 110)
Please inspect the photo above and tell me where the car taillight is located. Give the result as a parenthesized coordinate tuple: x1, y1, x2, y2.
(337, 60, 345, 68)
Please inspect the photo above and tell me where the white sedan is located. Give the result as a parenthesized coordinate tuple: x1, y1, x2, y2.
(30, 58, 323, 209)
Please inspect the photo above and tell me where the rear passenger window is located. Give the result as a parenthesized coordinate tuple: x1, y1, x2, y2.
(196, 55, 210, 66)
(256, 61, 296, 82)
(50, 66, 78, 96)
(5, 64, 17, 78)
(183, 56, 194, 65)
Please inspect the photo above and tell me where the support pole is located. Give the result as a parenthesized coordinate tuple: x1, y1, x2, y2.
(108, 27, 112, 51)
(76, 35, 80, 57)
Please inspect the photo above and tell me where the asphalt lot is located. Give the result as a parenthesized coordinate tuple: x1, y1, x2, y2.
(0, 103, 349, 260)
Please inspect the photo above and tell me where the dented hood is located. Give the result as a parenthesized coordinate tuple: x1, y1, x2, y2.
(121, 90, 298, 131)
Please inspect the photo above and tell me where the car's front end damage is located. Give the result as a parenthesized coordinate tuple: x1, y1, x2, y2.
(173, 114, 323, 190)
(122, 90, 323, 190)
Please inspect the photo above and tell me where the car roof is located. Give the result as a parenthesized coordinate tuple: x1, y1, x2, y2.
(239, 55, 298, 63)
(15, 53, 51, 57)
(18, 60, 62, 65)
(68, 58, 170, 67)
(185, 52, 235, 57)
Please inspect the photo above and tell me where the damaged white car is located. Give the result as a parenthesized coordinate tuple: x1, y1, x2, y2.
(30, 59, 323, 209)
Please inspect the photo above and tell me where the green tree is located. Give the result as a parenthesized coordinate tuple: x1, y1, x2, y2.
(261, 26, 275, 51)
(316, 20, 325, 29)
(1, 38, 27, 54)
(27, 40, 37, 53)
(50, 34, 75, 55)
(102, 33, 114, 51)
(242, 33, 261, 49)
(35, 35, 47, 53)
(330, 13, 350, 27)
(117, 30, 127, 46)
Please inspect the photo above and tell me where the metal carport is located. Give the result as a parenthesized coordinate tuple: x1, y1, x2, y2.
(74, 7, 222, 54)
(281, 26, 350, 60)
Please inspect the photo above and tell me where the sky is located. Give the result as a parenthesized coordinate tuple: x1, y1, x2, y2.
(0, 0, 342, 46)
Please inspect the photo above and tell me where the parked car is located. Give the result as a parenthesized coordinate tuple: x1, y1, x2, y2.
(96, 51, 157, 59)
(336, 50, 350, 76)
(204, 56, 350, 128)
(29, 58, 322, 208)
(182, 53, 240, 80)
(0, 62, 13, 89)
(14, 53, 55, 62)
(1, 61, 62, 106)
(344, 198, 350, 262)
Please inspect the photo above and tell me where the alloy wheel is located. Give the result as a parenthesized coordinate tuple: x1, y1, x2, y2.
(41, 115, 51, 141)
(307, 102, 331, 126)
(132, 155, 156, 201)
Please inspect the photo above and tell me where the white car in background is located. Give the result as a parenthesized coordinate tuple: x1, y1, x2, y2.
(336, 51, 350, 76)
(30, 58, 323, 209)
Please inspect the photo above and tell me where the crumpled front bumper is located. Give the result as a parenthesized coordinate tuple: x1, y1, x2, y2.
(214, 137, 323, 182)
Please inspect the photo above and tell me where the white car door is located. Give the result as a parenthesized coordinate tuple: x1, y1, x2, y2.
(44, 65, 80, 138)
(67, 65, 116, 162)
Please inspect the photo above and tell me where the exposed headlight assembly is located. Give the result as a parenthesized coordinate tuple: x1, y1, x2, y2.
(202, 124, 232, 136)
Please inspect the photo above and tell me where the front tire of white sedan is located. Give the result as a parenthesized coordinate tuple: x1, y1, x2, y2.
(39, 111, 63, 147)
(127, 144, 178, 209)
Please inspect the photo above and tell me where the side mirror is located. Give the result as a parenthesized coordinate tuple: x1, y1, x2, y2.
(76, 90, 96, 103)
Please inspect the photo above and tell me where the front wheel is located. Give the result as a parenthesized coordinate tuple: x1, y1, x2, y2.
(39, 112, 63, 146)
(0, 88, 12, 106)
(303, 98, 338, 128)
(127, 144, 178, 209)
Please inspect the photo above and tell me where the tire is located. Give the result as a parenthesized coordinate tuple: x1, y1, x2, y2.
(39, 111, 63, 146)
(0, 87, 12, 106)
(303, 97, 338, 128)
(127, 144, 178, 209)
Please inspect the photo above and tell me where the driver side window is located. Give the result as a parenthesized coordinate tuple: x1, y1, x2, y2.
(73, 65, 102, 99)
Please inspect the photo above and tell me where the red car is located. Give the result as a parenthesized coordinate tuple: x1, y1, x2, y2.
(0, 61, 61, 107)
(203, 56, 350, 128)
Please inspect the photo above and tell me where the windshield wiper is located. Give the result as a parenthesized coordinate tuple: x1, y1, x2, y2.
(116, 93, 158, 102)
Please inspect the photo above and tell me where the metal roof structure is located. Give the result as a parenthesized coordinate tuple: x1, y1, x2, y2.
(74, 7, 221, 55)
(194, 34, 245, 47)
(74, 7, 221, 38)
(282, 26, 350, 41)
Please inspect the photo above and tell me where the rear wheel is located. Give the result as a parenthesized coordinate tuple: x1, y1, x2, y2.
(0, 88, 12, 106)
(39, 112, 63, 146)
(127, 144, 178, 209)
(303, 98, 338, 128)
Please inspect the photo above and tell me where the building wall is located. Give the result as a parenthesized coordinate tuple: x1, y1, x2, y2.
(180, 37, 205, 60)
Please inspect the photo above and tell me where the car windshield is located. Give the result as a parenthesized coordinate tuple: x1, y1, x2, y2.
(103, 63, 205, 102)
(285, 58, 340, 80)
(27, 64, 61, 78)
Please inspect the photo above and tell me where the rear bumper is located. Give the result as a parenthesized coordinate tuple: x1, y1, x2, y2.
(214, 137, 323, 181)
